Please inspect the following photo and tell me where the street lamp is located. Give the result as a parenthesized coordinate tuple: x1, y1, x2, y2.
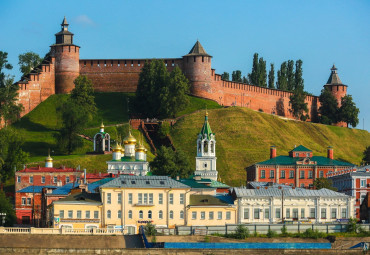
(0, 213, 6, 226)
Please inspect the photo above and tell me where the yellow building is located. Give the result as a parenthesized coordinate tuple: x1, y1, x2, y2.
(99, 175, 191, 234)
(52, 192, 102, 229)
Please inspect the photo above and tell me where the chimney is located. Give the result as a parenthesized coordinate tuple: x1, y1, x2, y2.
(84, 169, 87, 184)
(270, 146, 277, 159)
(176, 176, 180, 181)
(327, 146, 334, 160)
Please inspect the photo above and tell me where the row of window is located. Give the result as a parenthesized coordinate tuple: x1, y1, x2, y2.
(17, 176, 76, 184)
(21, 197, 32, 205)
(260, 170, 325, 179)
(59, 210, 99, 219)
(108, 210, 184, 220)
(106, 193, 185, 205)
(243, 207, 347, 219)
(191, 211, 231, 220)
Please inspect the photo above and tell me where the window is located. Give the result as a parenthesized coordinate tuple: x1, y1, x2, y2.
(76, 210, 81, 219)
(149, 193, 153, 204)
(169, 193, 174, 204)
(293, 208, 298, 218)
(281, 171, 285, 179)
(308, 171, 313, 179)
(17, 176, 21, 183)
(158, 210, 163, 219)
(139, 210, 143, 219)
(270, 170, 274, 179)
(261, 170, 265, 178)
(275, 208, 281, 218)
(180, 210, 184, 219)
(310, 208, 315, 218)
(180, 194, 185, 204)
(289, 171, 294, 179)
(201, 211, 205, 220)
(94, 211, 99, 219)
(300, 170, 305, 179)
(159, 193, 163, 204)
(68, 210, 73, 218)
(128, 210, 132, 219)
(27, 198, 31, 205)
(54, 176, 57, 183)
(218, 212, 222, 220)
(85, 211, 90, 219)
(21, 198, 26, 205)
(306, 153, 310, 157)
(169, 210, 173, 219)
(264, 209, 269, 219)
(243, 208, 249, 219)
(60, 210, 64, 219)
(319, 171, 324, 178)
(254, 209, 260, 219)
(116, 210, 121, 219)
(295, 152, 299, 157)
(361, 180, 366, 187)
(30, 176, 33, 183)
(107, 210, 111, 219)
(209, 211, 214, 220)
(41, 176, 45, 183)
(321, 208, 326, 219)
(128, 193, 133, 204)
(341, 208, 347, 219)
(138, 193, 143, 204)
(301, 208, 305, 218)
(118, 193, 122, 204)
(107, 193, 111, 204)
(226, 212, 231, 220)
(144, 193, 148, 204)
(192, 212, 197, 220)
(331, 208, 337, 219)
(66, 176, 70, 183)
(148, 210, 152, 219)
(286, 208, 290, 218)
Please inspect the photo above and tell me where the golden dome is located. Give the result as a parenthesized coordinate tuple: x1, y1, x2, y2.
(135, 144, 146, 153)
(124, 131, 137, 145)
(100, 122, 105, 129)
(45, 155, 53, 162)
(112, 143, 122, 152)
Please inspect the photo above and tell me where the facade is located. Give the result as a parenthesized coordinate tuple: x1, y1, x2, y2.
(328, 165, 370, 219)
(232, 187, 354, 224)
(194, 112, 218, 181)
(246, 145, 355, 188)
(106, 131, 149, 176)
(15, 18, 349, 127)
(93, 123, 110, 153)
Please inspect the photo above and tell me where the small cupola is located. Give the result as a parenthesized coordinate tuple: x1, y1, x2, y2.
(45, 149, 53, 168)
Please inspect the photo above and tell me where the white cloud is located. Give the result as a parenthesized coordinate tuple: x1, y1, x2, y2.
(74, 15, 96, 27)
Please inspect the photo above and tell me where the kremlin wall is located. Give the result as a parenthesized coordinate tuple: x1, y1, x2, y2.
(15, 18, 348, 126)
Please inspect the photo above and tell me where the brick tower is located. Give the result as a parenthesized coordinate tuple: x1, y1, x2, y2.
(50, 17, 80, 94)
(323, 65, 348, 127)
(182, 41, 212, 97)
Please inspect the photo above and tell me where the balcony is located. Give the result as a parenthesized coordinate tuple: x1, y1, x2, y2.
(134, 203, 155, 207)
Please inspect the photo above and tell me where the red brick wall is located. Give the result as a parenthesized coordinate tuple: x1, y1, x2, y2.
(15, 193, 42, 224)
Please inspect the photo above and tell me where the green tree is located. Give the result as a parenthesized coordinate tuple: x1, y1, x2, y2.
(363, 146, 370, 165)
(294, 60, 304, 90)
(232, 70, 242, 82)
(289, 86, 309, 121)
(221, 72, 229, 81)
(18, 51, 43, 76)
(313, 178, 337, 191)
(242, 76, 249, 84)
(319, 88, 339, 125)
(70, 75, 97, 118)
(338, 95, 359, 127)
(287, 60, 295, 91)
(0, 77, 24, 127)
(0, 51, 13, 87)
(257, 57, 267, 87)
(268, 63, 275, 89)
(150, 146, 192, 178)
(276, 62, 288, 90)
(249, 53, 259, 85)
(0, 191, 16, 226)
(0, 128, 29, 187)
(158, 121, 171, 139)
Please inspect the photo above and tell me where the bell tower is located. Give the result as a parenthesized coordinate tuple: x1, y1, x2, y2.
(50, 17, 80, 94)
(194, 111, 218, 181)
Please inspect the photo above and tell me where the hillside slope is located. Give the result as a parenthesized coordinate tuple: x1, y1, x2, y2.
(170, 107, 370, 186)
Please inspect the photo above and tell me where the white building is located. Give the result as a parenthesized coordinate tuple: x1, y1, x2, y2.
(231, 187, 354, 224)
(194, 111, 218, 181)
(106, 131, 149, 176)
(93, 123, 111, 153)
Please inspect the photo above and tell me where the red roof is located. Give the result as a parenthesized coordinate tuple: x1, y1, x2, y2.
(17, 166, 82, 173)
(85, 173, 112, 179)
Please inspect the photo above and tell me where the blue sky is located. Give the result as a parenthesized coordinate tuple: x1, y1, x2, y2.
(1, 0, 369, 132)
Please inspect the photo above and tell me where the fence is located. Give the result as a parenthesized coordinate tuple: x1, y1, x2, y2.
(0, 227, 124, 235)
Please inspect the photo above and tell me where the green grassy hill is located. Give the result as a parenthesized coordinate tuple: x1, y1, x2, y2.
(170, 107, 370, 186)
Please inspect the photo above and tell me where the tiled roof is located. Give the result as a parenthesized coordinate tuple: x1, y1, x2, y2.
(199, 114, 214, 138)
(290, 145, 312, 152)
(86, 173, 111, 179)
(184, 40, 211, 57)
(256, 155, 355, 166)
(210, 180, 230, 188)
(17, 167, 80, 173)
(54, 192, 101, 204)
(17, 185, 57, 193)
(233, 187, 349, 198)
(189, 194, 234, 206)
(179, 178, 215, 189)
(326, 65, 345, 85)
(248, 182, 300, 190)
(100, 175, 190, 189)
(87, 178, 115, 193)
(51, 182, 79, 195)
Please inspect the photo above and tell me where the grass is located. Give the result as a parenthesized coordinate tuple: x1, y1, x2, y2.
(175, 96, 222, 117)
(170, 107, 370, 186)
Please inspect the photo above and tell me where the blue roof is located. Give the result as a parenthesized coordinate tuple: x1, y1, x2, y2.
(51, 182, 78, 195)
(215, 194, 235, 204)
(17, 185, 57, 193)
(87, 178, 115, 193)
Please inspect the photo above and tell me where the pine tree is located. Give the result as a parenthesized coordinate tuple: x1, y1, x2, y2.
(0, 51, 13, 87)
(268, 63, 275, 89)
(294, 60, 304, 90)
(249, 53, 259, 85)
(339, 95, 359, 127)
(287, 60, 295, 91)
(289, 86, 308, 121)
(232, 70, 242, 82)
(319, 87, 339, 125)
(258, 57, 267, 87)
(276, 62, 288, 90)
(221, 72, 229, 81)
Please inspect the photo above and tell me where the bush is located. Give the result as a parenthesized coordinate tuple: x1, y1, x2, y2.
(235, 225, 250, 239)
(204, 235, 210, 243)
(267, 229, 278, 238)
(144, 222, 156, 237)
(302, 228, 325, 239)
(281, 225, 289, 237)
(347, 218, 359, 233)
(158, 121, 171, 139)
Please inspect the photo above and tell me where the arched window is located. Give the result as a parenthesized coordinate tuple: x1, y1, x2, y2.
(148, 210, 152, 219)
(180, 210, 184, 219)
(169, 210, 174, 219)
(107, 210, 111, 219)
(128, 210, 132, 219)
(204, 141, 208, 153)
(159, 210, 163, 219)
(210, 141, 214, 153)
(139, 210, 143, 219)
(118, 210, 122, 219)
(198, 141, 201, 153)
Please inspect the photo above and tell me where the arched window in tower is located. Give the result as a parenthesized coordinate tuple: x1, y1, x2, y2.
(198, 141, 201, 153)
(204, 141, 208, 153)
(210, 141, 214, 153)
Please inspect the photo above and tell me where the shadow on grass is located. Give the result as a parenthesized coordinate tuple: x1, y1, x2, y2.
(13, 116, 55, 132)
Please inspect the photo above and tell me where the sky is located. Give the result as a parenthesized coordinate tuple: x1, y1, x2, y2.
(0, 0, 369, 132)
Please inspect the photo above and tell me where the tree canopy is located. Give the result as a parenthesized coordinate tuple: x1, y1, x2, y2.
(0, 191, 16, 226)
(232, 70, 242, 82)
(338, 95, 359, 127)
(268, 63, 275, 89)
(313, 177, 337, 191)
(289, 86, 309, 121)
(0, 51, 13, 87)
(150, 146, 193, 178)
(221, 72, 229, 81)
(362, 146, 370, 165)
(318, 87, 339, 125)
(18, 51, 43, 76)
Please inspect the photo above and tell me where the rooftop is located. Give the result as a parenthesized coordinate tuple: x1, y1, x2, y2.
(87, 178, 115, 193)
(184, 40, 211, 57)
(17, 166, 81, 173)
(189, 194, 234, 206)
(327, 165, 370, 178)
(256, 155, 355, 167)
(100, 175, 190, 189)
(248, 181, 302, 190)
(326, 65, 346, 86)
(54, 191, 101, 204)
(290, 145, 312, 152)
(17, 185, 57, 193)
(51, 182, 79, 195)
